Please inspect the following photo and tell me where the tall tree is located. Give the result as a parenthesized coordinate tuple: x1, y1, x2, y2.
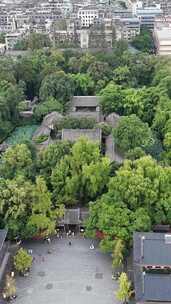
(51, 138, 110, 205)
(113, 114, 154, 152)
(39, 71, 75, 105)
(0, 144, 33, 179)
(86, 156, 171, 249)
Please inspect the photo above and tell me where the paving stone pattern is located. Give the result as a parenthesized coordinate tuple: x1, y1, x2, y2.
(15, 238, 120, 304)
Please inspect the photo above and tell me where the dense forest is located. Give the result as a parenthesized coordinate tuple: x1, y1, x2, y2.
(0, 40, 171, 258)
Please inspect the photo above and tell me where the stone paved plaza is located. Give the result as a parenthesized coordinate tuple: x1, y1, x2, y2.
(15, 237, 120, 304)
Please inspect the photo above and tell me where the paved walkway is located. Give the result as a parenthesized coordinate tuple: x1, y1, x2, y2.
(15, 237, 120, 304)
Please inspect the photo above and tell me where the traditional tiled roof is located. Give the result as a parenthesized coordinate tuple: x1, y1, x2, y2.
(62, 128, 102, 143)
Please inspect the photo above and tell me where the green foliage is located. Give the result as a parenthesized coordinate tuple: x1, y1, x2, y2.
(131, 29, 154, 53)
(34, 134, 49, 144)
(0, 45, 171, 244)
(113, 66, 132, 87)
(55, 117, 96, 131)
(0, 32, 5, 43)
(51, 137, 110, 205)
(86, 156, 171, 249)
(116, 272, 132, 303)
(113, 115, 154, 152)
(17, 100, 29, 111)
(37, 141, 72, 183)
(87, 61, 112, 83)
(97, 122, 112, 136)
(112, 239, 124, 269)
(13, 39, 27, 50)
(0, 82, 24, 142)
(99, 82, 126, 115)
(14, 248, 33, 274)
(39, 71, 74, 105)
(71, 73, 94, 95)
(0, 144, 33, 179)
(26, 33, 51, 50)
(123, 86, 161, 124)
(34, 97, 63, 121)
(0, 174, 62, 238)
(126, 147, 146, 160)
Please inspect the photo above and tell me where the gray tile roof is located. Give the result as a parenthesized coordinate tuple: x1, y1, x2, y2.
(59, 208, 89, 225)
(32, 125, 51, 139)
(42, 111, 63, 128)
(69, 110, 102, 123)
(144, 274, 171, 302)
(62, 128, 102, 143)
(134, 232, 171, 266)
(134, 232, 171, 302)
(71, 96, 100, 108)
(64, 209, 80, 225)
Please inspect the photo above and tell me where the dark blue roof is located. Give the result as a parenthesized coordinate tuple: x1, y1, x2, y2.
(134, 232, 171, 302)
(134, 232, 171, 266)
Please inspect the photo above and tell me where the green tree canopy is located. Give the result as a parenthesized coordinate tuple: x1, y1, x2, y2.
(86, 156, 171, 249)
(34, 96, 63, 121)
(131, 29, 154, 53)
(14, 248, 33, 274)
(39, 71, 75, 105)
(0, 144, 33, 179)
(0, 175, 63, 239)
(51, 137, 110, 205)
(113, 114, 154, 152)
(71, 73, 94, 95)
(99, 82, 126, 115)
(116, 272, 132, 304)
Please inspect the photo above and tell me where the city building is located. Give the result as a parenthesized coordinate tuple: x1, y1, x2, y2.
(133, 1, 163, 29)
(5, 31, 24, 49)
(77, 5, 99, 28)
(117, 17, 140, 40)
(154, 23, 171, 55)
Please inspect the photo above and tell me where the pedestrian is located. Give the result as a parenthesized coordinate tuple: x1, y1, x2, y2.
(47, 237, 51, 244)
(11, 271, 14, 278)
(72, 231, 75, 237)
(16, 239, 21, 246)
(68, 241, 72, 246)
(90, 243, 94, 250)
